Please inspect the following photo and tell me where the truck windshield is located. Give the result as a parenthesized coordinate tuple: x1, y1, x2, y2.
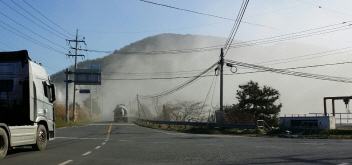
(0, 80, 14, 93)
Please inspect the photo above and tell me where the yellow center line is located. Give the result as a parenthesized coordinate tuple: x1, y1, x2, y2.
(106, 123, 112, 140)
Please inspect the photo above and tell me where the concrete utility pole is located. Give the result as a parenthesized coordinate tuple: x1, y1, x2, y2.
(220, 48, 224, 112)
(73, 29, 78, 122)
(65, 68, 70, 124)
(67, 29, 85, 122)
(137, 95, 140, 119)
(90, 85, 92, 115)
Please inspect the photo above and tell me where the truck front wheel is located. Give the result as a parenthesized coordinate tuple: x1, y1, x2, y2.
(32, 125, 47, 151)
(0, 128, 8, 159)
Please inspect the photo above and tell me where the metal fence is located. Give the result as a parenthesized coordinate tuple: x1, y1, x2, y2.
(284, 113, 352, 125)
(136, 119, 256, 129)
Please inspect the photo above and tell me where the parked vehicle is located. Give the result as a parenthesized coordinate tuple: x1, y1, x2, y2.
(0, 50, 56, 159)
(113, 104, 128, 122)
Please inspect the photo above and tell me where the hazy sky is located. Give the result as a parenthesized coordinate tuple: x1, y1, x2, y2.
(1, 0, 351, 73)
(2, 0, 352, 116)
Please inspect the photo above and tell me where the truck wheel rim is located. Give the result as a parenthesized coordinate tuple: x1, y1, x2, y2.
(0, 136, 3, 150)
(39, 131, 45, 143)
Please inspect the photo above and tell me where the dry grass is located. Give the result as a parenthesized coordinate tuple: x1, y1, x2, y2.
(54, 102, 99, 128)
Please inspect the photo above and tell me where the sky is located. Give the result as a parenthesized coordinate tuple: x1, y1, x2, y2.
(2, 0, 352, 117)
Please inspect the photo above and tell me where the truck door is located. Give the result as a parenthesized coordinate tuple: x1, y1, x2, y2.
(42, 81, 53, 120)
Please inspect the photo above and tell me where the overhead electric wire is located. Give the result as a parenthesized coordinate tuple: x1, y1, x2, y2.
(0, 0, 66, 40)
(224, 0, 246, 48)
(9, 0, 72, 39)
(245, 1, 310, 18)
(0, 11, 69, 51)
(296, 0, 351, 17)
(196, 75, 216, 122)
(80, 20, 352, 55)
(139, 0, 277, 30)
(0, 21, 66, 55)
(138, 62, 218, 99)
(254, 46, 352, 66)
(0, 41, 17, 50)
(22, 0, 74, 37)
(226, 59, 352, 83)
(224, 0, 249, 56)
(102, 60, 352, 81)
(81, 20, 232, 34)
(102, 68, 207, 76)
(140, 0, 237, 21)
(229, 22, 352, 49)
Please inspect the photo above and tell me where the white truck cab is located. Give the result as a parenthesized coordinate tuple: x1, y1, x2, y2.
(0, 50, 56, 159)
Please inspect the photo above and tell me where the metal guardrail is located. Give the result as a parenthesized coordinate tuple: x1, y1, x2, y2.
(136, 119, 256, 129)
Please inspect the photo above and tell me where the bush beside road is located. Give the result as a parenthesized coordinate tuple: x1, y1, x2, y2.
(134, 120, 352, 139)
(54, 102, 100, 128)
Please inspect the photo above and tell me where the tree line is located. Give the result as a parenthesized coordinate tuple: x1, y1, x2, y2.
(133, 80, 282, 127)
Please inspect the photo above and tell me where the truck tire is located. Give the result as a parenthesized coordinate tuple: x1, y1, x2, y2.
(0, 128, 8, 159)
(32, 125, 47, 151)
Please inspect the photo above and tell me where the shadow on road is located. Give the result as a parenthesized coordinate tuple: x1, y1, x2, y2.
(6, 147, 34, 157)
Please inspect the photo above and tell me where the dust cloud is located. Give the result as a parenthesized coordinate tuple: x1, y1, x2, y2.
(52, 33, 352, 120)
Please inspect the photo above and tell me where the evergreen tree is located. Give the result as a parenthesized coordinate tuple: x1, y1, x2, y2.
(233, 80, 282, 126)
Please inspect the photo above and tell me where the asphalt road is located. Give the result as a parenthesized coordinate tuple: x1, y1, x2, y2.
(1, 118, 352, 165)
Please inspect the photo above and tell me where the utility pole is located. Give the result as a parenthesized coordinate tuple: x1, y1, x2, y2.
(137, 95, 140, 119)
(90, 85, 92, 115)
(67, 29, 85, 122)
(220, 48, 224, 112)
(64, 69, 73, 124)
(101, 88, 104, 114)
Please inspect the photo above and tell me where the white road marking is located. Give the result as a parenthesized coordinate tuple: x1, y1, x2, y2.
(119, 140, 135, 142)
(337, 163, 349, 165)
(90, 123, 135, 126)
(256, 146, 284, 149)
(299, 142, 327, 145)
(197, 144, 224, 146)
(105, 139, 108, 141)
(102, 142, 106, 145)
(58, 160, 73, 165)
(154, 142, 174, 144)
(82, 151, 92, 156)
(95, 146, 101, 149)
(56, 137, 106, 140)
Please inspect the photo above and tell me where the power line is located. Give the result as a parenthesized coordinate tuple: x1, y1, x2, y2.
(139, 0, 277, 30)
(140, 0, 237, 21)
(102, 68, 207, 76)
(138, 62, 218, 99)
(22, 0, 74, 37)
(229, 22, 352, 50)
(0, 11, 69, 51)
(9, 0, 72, 39)
(0, 20, 67, 55)
(224, 0, 249, 56)
(0, 41, 17, 50)
(255, 46, 352, 66)
(80, 20, 232, 34)
(102, 46, 352, 79)
(196, 74, 216, 122)
(0, 0, 66, 40)
(102, 60, 352, 81)
(226, 59, 352, 83)
(296, 0, 351, 17)
(80, 20, 352, 55)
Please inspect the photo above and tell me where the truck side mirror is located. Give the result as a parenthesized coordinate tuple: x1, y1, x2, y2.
(50, 84, 56, 103)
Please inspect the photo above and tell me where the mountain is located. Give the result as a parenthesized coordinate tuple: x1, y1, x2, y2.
(51, 33, 352, 117)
